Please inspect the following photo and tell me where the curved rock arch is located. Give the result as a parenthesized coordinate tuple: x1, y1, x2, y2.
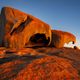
(50, 30, 76, 48)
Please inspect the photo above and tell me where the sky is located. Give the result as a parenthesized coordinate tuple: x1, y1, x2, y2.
(0, 0, 80, 48)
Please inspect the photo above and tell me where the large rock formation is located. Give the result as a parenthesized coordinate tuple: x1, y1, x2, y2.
(50, 30, 76, 48)
(0, 47, 80, 80)
(0, 7, 76, 49)
(15, 56, 79, 80)
(0, 7, 51, 49)
(0, 6, 79, 80)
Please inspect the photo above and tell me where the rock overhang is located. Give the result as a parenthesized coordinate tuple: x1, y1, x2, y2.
(0, 6, 52, 49)
(0, 6, 76, 49)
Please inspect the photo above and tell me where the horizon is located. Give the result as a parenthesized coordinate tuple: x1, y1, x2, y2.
(0, 0, 80, 48)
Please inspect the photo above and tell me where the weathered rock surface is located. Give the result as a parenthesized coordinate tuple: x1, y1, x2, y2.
(0, 6, 79, 80)
(0, 7, 77, 49)
(50, 30, 76, 48)
(0, 7, 51, 49)
(0, 47, 80, 80)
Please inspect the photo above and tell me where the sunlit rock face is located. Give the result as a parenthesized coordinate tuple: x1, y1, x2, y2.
(50, 30, 76, 48)
(0, 7, 77, 49)
(5, 56, 79, 80)
(0, 7, 51, 49)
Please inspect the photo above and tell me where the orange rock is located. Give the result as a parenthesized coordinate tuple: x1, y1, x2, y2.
(50, 30, 76, 48)
(0, 47, 80, 79)
(74, 46, 79, 50)
(0, 7, 51, 49)
(0, 7, 76, 49)
(15, 56, 79, 80)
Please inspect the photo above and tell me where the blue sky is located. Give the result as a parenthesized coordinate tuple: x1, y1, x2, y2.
(0, 0, 80, 47)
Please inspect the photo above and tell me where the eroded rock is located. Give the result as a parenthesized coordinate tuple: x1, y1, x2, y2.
(50, 30, 76, 48)
(0, 7, 51, 49)
(15, 56, 79, 80)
